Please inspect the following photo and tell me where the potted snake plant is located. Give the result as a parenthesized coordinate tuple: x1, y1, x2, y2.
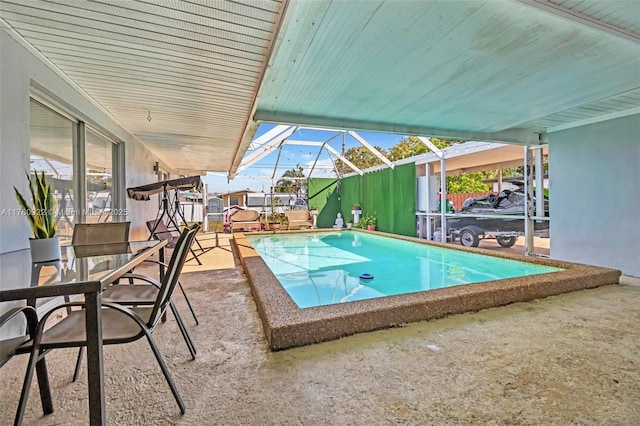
(14, 171, 60, 262)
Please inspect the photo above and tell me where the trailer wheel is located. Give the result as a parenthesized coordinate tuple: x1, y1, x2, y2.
(496, 236, 517, 248)
(459, 229, 480, 247)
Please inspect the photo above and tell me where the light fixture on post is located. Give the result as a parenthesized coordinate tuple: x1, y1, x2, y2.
(153, 161, 159, 173)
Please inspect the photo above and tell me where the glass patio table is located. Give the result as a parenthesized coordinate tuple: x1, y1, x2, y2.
(0, 239, 167, 425)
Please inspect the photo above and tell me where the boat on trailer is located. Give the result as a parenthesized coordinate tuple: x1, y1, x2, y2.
(447, 190, 549, 247)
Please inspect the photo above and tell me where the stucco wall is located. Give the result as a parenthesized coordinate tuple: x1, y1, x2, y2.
(549, 114, 640, 277)
(0, 30, 163, 252)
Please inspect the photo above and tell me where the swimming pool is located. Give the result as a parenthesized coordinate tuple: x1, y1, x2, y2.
(247, 232, 561, 308)
(235, 229, 620, 350)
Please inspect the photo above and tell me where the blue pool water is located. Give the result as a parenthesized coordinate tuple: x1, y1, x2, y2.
(246, 232, 562, 309)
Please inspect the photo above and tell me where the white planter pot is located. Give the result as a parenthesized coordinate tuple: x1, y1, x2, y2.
(30, 237, 61, 263)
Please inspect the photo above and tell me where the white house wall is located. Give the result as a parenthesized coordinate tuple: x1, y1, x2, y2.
(0, 29, 161, 252)
(549, 114, 640, 277)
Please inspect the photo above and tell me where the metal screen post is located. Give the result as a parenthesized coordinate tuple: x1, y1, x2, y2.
(440, 154, 447, 243)
(524, 146, 535, 255)
(535, 147, 545, 219)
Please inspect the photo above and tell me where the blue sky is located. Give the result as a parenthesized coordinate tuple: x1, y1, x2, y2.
(203, 124, 407, 194)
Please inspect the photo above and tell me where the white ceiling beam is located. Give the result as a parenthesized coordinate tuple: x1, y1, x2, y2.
(235, 126, 298, 174)
(516, 0, 640, 44)
(254, 111, 542, 145)
(348, 131, 395, 169)
(326, 151, 342, 179)
(308, 144, 326, 178)
(417, 136, 444, 158)
(434, 159, 527, 175)
(298, 127, 346, 134)
(282, 140, 324, 147)
(249, 124, 293, 150)
(324, 145, 363, 175)
(271, 145, 284, 179)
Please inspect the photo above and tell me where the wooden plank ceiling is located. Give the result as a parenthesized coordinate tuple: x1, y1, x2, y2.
(254, 0, 639, 146)
(1, 1, 638, 176)
(0, 0, 285, 174)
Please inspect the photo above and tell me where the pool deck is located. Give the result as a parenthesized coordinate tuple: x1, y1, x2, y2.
(234, 229, 620, 350)
(2, 231, 638, 424)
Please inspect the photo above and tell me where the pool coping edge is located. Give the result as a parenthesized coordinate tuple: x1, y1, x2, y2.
(234, 229, 621, 351)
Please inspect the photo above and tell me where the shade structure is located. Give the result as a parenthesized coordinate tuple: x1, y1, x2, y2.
(127, 176, 201, 201)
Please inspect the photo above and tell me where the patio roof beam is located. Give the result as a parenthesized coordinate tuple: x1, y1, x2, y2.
(348, 131, 395, 169)
(308, 143, 326, 178)
(324, 145, 363, 175)
(326, 150, 342, 180)
(271, 145, 284, 179)
(249, 124, 293, 150)
(282, 140, 324, 146)
(254, 112, 543, 144)
(235, 126, 298, 176)
(284, 129, 344, 147)
(416, 136, 443, 159)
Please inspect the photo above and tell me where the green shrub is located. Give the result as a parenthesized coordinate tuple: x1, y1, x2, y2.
(356, 215, 376, 228)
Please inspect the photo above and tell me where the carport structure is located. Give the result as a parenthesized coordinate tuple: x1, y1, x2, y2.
(1, 0, 639, 275)
(409, 141, 549, 253)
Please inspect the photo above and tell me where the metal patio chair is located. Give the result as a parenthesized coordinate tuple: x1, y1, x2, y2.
(69, 222, 199, 382)
(15, 224, 200, 418)
(1, 306, 53, 426)
(72, 222, 198, 324)
(71, 222, 131, 246)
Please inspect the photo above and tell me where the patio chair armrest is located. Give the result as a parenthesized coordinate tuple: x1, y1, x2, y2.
(100, 302, 149, 328)
(32, 301, 150, 341)
(0, 306, 38, 335)
(119, 273, 162, 289)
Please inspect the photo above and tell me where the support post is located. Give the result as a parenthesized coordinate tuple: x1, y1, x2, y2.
(524, 146, 535, 255)
(416, 137, 447, 242)
(535, 147, 545, 219)
(440, 155, 447, 243)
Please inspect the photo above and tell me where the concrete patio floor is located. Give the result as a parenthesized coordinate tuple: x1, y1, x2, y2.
(1, 232, 639, 425)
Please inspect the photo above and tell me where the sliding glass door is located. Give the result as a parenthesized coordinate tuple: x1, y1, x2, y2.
(29, 99, 123, 242)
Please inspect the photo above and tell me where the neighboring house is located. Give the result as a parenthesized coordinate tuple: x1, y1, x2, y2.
(218, 190, 253, 209)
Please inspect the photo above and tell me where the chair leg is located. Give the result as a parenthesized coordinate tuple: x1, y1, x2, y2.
(177, 281, 199, 325)
(72, 347, 84, 382)
(144, 331, 186, 414)
(14, 347, 43, 425)
(169, 302, 197, 360)
(35, 357, 53, 414)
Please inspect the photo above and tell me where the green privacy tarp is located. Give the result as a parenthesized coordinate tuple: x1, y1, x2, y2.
(308, 163, 416, 235)
(307, 178, 340, 228)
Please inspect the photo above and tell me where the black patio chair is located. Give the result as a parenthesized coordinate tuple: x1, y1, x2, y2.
(15, 224, 200, 420)
(73, 222, 198, 320)
(71, 222, 131, 246)
(1, 306, 53, 426)
(69, 222, 199, 382)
